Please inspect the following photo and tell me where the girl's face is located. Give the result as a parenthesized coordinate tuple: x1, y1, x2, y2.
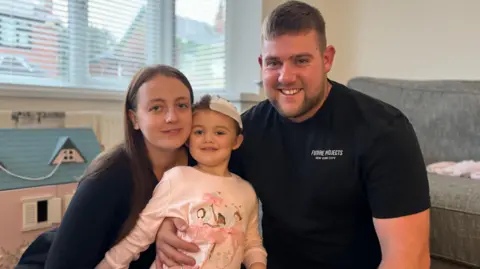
(129, 75, 192, 152)
(189, 110, 243, 167)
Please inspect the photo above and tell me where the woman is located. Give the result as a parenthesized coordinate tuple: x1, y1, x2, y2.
(17, 65, 199, 269)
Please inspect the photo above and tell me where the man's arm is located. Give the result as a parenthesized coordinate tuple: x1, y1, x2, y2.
(374, 210, 430, 269)
(362, 115, 431, 269)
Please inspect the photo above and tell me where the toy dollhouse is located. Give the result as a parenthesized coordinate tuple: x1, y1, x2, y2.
(0, 128, 102, 264)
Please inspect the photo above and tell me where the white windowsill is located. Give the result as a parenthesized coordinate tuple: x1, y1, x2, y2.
(22, 221, 52, 232)
(0, 82, 264, 103)
(0, 83, 126, 101)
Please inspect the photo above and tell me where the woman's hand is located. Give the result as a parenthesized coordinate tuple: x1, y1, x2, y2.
(155, 217, 200, 268)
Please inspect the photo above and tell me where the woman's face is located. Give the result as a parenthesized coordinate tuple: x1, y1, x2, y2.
(130, 74, 193, 152)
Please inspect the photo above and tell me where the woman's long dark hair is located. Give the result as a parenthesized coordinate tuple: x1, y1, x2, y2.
(82, 64, 194, 243)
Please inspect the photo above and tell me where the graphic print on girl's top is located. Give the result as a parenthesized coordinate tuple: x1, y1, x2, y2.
(97, 166, 266, 269)
(183, 192, 246, 268)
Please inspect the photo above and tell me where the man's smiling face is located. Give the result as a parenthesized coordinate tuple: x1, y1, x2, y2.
(261, 30, 335, 122)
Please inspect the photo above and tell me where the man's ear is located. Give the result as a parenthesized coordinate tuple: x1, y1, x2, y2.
(258, 55, 262, 67)
(128, 109, 140, 130)
(232, 134, 244, 150)
(323, 45, 336, 74)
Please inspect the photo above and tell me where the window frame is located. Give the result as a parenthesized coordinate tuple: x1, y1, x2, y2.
(64, 192, 75, 214)
(21, 195, 62, 232)
(0, 0, 262, 102)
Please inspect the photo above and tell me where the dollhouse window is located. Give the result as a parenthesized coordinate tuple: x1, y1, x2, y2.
(22, 195, 61, 232)
(63, 149, 74, 161)
(37, 200, 48, 223)
(51, 149, 85, 165)
(49, 136, 87, 165)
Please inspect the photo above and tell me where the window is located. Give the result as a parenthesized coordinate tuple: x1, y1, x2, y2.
(58, 148, 84, 163)
(37, 200, 48, 222)
(0, 0, 228, 93)
(22, 196, 62, 231)
(0, 17, 32, 48)
(174, 0, 226, 92)
(0, 18, 17, 46)
(63, 149, 74, 161)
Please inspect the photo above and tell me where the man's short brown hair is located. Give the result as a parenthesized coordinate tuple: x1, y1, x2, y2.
(262, 0, 327, 50)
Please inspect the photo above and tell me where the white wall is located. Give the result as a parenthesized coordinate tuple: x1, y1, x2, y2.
(302, 0, 480, 84)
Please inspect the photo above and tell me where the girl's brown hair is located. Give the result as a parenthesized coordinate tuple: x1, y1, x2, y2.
(81, 64, 194, 243)
(193, 94, 242, 135)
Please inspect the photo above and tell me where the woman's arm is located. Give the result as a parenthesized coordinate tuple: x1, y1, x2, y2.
(45, 173, 132, 269)
(243, 198, 267, 269)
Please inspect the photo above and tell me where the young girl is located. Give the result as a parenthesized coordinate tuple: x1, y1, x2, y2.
(96, 95, 267, 269)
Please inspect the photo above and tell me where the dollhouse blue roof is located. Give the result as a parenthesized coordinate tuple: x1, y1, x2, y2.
(0, 128, 102, 191)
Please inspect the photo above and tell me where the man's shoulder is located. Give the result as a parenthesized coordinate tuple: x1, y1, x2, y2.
(334, 80, 402, 117)
(241, 99, 275, 125)
(332, 80, 409, 135)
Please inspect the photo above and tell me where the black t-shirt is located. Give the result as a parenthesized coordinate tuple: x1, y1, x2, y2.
(229, 80, 430, 269)
(40, 147, 196, 269)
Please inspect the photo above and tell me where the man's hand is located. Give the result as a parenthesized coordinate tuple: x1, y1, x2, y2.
(249, 262, 267, 269)
(155, 217, 200, 268)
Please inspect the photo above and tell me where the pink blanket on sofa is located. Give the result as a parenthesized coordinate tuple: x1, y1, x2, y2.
(427, 160, 480, 180)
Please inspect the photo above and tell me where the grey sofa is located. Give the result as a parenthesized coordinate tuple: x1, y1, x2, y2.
(347, 77, 480, 269)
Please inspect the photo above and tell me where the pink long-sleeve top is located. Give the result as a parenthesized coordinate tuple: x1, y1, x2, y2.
(98, 166, 267, 269)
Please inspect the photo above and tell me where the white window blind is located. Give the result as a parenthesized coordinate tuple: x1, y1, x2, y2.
(174, 0, 226, 92)
(87, 0, 147, 87)
(0, 0, 67, 84)
(0, 0, 227, 92)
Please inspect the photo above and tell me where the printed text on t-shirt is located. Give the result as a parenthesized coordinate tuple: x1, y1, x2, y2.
(311, 149, 343, 160)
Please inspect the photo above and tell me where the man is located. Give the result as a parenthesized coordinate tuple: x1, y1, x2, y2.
(155, 1, 431, 268)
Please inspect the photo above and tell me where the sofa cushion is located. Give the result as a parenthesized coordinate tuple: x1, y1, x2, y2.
(431, 258, 472, 269)
(428, 174, 480, 267)
(347, 77, 480, 164)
